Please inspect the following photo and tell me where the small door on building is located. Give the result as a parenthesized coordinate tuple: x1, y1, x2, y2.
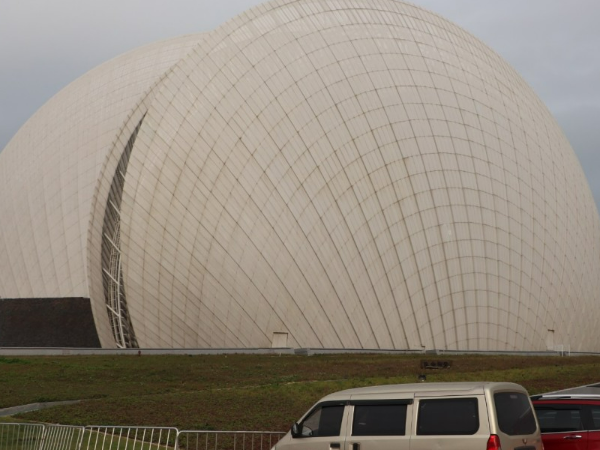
(272, 332, 288, 348)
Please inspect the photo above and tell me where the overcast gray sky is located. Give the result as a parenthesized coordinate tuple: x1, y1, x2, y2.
(1, 0, 598, 211)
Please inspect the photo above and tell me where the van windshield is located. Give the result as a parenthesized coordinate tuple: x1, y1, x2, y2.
(300, 404, 345, 437)
(494, 392, 537, 435)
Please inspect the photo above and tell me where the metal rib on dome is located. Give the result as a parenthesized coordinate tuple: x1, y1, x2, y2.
(101, 118, 144, 349)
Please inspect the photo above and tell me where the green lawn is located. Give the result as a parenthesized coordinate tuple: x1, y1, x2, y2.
(1, 353, 598, 431)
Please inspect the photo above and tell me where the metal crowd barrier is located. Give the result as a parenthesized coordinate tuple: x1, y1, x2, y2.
(176, 431, 285, 450)
(0, 424, 285, 450)
(39, 425, 84, 450)
(81, 426, 178, 450)
(0, 423, 45, 450)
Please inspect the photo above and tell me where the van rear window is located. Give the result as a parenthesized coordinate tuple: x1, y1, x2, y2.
(417, 398, 479, 435)
(494, 392, 537, 436)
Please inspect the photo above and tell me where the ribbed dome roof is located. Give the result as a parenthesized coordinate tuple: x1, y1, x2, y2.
(1, 0, 598, 351)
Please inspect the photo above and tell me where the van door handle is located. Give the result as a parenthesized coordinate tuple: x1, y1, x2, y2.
(563, 435, 582, 440)
(330, 443, 341, 449)
(352, 443, 360, 450)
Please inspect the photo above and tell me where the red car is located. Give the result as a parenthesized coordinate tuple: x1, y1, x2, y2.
(532, 394, 600, 450)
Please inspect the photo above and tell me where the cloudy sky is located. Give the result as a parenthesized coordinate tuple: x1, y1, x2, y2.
(1, 0, 598, 210)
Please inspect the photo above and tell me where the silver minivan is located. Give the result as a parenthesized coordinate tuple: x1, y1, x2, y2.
(274, 382, 542, 450)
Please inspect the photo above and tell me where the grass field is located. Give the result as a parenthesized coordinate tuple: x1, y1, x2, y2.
(1, 353, 599, 431)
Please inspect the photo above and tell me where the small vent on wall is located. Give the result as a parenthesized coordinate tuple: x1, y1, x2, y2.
(100, 116, 144, 349)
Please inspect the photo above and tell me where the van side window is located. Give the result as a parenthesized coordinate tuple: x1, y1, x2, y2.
(494, 392, 536, 435)
(300, 404, 345, 437)
(352, 404, 407, 436)
(417, 398, 479, 435)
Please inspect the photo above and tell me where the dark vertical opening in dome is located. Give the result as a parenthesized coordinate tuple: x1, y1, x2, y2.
(100, 116, 145, 349)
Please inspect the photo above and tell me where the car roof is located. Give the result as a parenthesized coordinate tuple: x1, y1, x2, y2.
(532, 395, 600, 402)
(531, 382, 600, 401)
(320, 382, 526, 401)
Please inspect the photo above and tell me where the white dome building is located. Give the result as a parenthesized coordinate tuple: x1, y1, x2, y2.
(1, 0, 599, 351)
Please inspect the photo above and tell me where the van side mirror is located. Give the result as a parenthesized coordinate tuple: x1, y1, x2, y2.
(291, 423, 301, 438)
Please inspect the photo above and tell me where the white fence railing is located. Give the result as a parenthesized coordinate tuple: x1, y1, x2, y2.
(177, 431, 284, 450)
(0, 424, 285, 450)
(0, 423, 46, 450)
(39, 425, 84, 450)
(82, 426, 178, 450)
